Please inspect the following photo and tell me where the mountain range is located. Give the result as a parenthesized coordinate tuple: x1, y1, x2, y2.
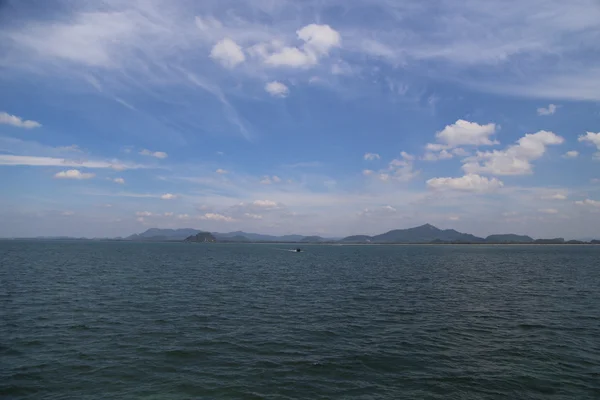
(124, 224, 591, 244)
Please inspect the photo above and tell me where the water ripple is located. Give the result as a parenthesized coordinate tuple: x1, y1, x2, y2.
(1, 241, 600, 399)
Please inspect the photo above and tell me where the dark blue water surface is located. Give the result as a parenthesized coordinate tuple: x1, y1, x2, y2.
(1, 241, 600, 399)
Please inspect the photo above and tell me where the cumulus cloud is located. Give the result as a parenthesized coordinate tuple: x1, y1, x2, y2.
(435, 120, 498, 148)
(199, 212, 234, 222)
(365, 152, 418, 183)
(140, 149, 168, 159)
(261, 24, 341, 68)
(54, 169, 95, 180)
(265, 81, 289, 97)
(423, 149, 453, 161)
(537, 104, 558, 116)
(385, 152, 418, 182)
(160, 193, 176, 200)
(538, 208, 558, 214)
(135, 211, 153, 217)
(0, 111, 42, 129)
(244, 213, 263, 220)
(427, 173, 504, 193)
(578, 132, 600, 157)
(216, 168, 228, 174)
(563, 150, 579, 159)
(364, 153, 381, 161)
(113, 177, 125, 184)
(210, 38, 245, 68)
(462, 130, 564, 175)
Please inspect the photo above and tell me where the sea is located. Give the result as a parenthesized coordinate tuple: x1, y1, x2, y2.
(1, 241, 599, 399)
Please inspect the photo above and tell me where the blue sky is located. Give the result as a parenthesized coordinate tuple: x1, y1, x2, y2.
(1, 0, 600, 239)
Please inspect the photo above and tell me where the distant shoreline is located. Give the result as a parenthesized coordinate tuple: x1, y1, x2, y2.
(1, 238, 599, 246)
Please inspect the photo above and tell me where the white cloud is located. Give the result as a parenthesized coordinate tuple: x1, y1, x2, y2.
(135, 211, 153, 217)
(563, 150, 579, 159)
(113, 177, 125, 184)
(427, 173, 504, 193)
(160, 193, 176, 200)
(364, 153, 381, 161)
(244, 213, 263, 220)
(264, 47, 316, 67)
(423, 149, 453, 161)
(452, 148, 469, 157)
(544, 193, 567, 200)
(575, 199, 600, 207)
(252, 200, 279, 209)
(216, 168, 228, 174)
(140, 149, 168, 159)
(0, 155, 147, 170)
(365, 152, 418, 183)
(463, 130, 564, 176)
(298, 24, 341, 55)
(538, 208, 558, 214)
(537, 104, 558, 116)
(578, 132, 600, 156)
(426, 143, 448, 152)
(260, 175, 282, 185)
(210, 38, 245, 68)
(386, 152, 419, 182)
(54, 169, 95, 180)
(164, 212, 174, 217)
(265, 81, 289, 97)
(61, 211, 75, 216)
(262, 24, 341, 68)
(0, 111, 42, 129)
(199, 212, 234, 222)
(436, 119, 498, 148)
(399, 151, 414, 161)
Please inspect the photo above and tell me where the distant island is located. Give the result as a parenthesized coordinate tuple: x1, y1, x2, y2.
(120, 224, 599, 245)
(184, 232, 216, 243)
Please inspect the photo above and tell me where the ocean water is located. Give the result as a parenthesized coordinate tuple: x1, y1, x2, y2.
(1, 241, 599, 399)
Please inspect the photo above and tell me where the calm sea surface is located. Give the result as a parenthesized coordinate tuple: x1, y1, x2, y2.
(1, 241, 599, 399)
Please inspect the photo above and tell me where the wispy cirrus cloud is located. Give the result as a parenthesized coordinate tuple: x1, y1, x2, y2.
(0, 154, 148, 170)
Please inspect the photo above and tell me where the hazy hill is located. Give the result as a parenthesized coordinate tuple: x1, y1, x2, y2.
(341, 224, 484, 243)
(339, 235, 373, 243)
(127, 228, 202, 241)
(485, 234, 534, 243)
(301, 236, 326, 243)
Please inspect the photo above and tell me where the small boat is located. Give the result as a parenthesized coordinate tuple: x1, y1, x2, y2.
(295, 248, 302, 252)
